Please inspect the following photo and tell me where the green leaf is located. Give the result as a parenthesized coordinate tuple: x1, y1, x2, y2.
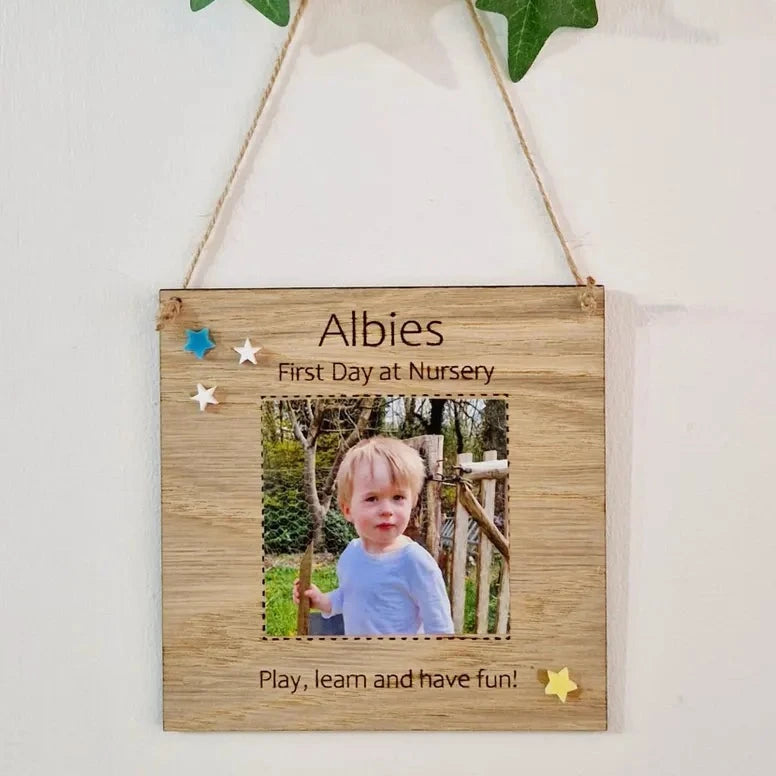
(475, 0, 598, 81)
(245, 0, 290, 27)
(190, 0, 290, 26)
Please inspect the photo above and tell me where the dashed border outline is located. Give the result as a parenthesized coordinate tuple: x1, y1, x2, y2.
(259, 393, 511, 642)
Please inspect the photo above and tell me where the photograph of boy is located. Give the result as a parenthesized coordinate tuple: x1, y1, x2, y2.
(293, 437, 454, 636)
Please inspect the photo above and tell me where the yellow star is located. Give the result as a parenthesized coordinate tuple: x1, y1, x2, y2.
(544, 667, 578, 703)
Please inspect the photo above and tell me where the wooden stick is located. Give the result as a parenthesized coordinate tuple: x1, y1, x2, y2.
(459, 482, 509, 561)
(475, 451, 497, 634)
(296, 541, 313, 636)
(451, 453, 472, 633)
(496, 480, 510, 635)
(465, 466, 508, 482)
(461, 459, 508, 474)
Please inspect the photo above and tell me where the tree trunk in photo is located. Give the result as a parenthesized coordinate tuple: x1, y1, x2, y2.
(401, 397, 417, 437)
(452, 401, 464, 453)
(288, 397, 376, 552)
(303, 443, 328, 549)
(428, 398, 446, 435)
(481, 398, 507, 457)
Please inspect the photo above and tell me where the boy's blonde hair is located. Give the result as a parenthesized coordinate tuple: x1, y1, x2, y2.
(336, 436, 427, 509)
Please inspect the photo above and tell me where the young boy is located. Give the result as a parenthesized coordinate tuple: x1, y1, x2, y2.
(293, 436, 454, 636)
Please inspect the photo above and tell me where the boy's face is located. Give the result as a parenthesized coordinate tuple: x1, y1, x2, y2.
(342, 457, 414, 553)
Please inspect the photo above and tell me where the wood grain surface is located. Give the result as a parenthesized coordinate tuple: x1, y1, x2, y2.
(159, 286, 606, 731)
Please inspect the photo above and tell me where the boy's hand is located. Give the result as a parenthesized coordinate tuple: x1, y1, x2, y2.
(292, 579, 332, 614)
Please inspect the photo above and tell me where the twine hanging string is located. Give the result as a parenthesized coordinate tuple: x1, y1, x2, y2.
(157, 0, 596, 330)
(464, 0, 596, 312)
(156, 0, 310, 330)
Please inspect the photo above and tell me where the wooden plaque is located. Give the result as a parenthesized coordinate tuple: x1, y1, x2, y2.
(159, 286, 606, 731)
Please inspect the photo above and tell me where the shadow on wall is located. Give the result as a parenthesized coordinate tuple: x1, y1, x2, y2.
(598, 0, 776, 39)
(306, 0, 460, 87)
(604, 290, 644, 733)
(305, 0, 722, 89)
(305, 0, 776, 88)
(597, 0, 716, 42)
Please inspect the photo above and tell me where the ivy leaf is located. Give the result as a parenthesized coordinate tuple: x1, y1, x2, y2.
(475, 0, 598, 81)
(190, 0, 290, 27)
(245, 0, 290, 26)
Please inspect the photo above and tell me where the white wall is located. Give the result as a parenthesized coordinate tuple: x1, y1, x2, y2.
(2, 0, 775, 773)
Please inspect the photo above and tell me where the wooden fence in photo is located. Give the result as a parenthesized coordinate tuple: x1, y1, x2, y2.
(440, 451, 509, 635)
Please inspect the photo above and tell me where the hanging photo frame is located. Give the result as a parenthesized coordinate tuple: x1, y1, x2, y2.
(159, 285, 606, 731)
(159, 0, 607, 734)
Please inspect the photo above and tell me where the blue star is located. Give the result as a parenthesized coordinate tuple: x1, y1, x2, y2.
(183, 328, 215, 359)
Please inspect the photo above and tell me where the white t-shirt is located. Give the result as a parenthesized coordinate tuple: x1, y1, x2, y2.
(323, 538, 454, 636)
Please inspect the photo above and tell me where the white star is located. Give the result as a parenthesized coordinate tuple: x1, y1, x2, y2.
(191, 383, 218, 412)
(233, 338, 262, 365)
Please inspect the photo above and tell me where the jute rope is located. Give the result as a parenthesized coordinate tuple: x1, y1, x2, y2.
(156, 0, 310, 330)
(157, 0, 596, 329)
(463, 0, 596, 312)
